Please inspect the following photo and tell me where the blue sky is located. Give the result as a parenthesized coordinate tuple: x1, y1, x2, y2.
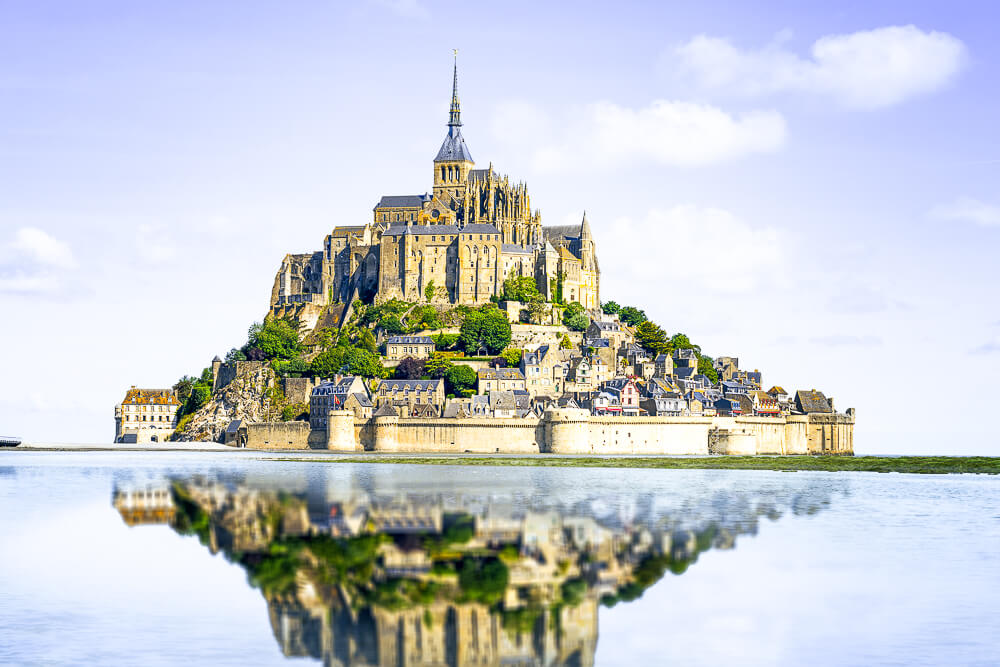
(1, 0, 998, 453)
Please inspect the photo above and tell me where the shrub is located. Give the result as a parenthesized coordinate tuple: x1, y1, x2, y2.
(445, 364, 477, 395)
(394, 357, 427, 380)
(280, 403, 309, 421)
(247, 318, 302, 360)
(562, 302, 589, 331)
(460, 308, 511, 355)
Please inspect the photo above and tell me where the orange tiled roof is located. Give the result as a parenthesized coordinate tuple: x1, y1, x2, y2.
(122, 388, 181, 406)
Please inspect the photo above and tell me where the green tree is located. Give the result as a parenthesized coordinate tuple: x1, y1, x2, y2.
(669, 332, 700, 353)
(381, 315, 406, 335)
(310, 347, 347, 378)
(184, 383, 212, 416)
(601, 301, 621, 315)
(173, 376, 197, 404)
(345, 348, 387, 378)
(634, 321, 669, 355)
(526, 293, 548, 325)
(424, 280, 436, 303)
(501, 275, 540, 303)
(458, 557, 509, 605)
(500, 348, 523, 367)
(445, 364, 477, 395)
(618, 306, 647, 327)
(247, 319, 302, 360)
(562, 301, 590, 331)
(425, 352, 454, 379)
(394, 357, 427, 380)
(280, 403, 309, 421)
(460, 309, 511, 355)
(224, 347, 246, 363)
(697, 354, 719, 383)
(559, 333, 573, 349)
(272, 357, 311, 377)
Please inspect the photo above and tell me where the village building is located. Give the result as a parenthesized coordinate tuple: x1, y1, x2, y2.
(520, 345, 564, 398)
(375, 379, 446, 412)
(385, 335, 435, 361)
(477, 368, 526, 394)
(114, 387, 181, 444)
(309, 376, 369, 429)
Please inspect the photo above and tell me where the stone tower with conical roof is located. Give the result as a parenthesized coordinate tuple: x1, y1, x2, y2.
(432, 52, 475, 202)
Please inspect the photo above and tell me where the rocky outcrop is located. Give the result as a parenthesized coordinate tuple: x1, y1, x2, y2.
(178, 361, 279, 442)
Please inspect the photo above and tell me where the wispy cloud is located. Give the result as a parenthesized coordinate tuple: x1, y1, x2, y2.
(491, 100, 786, 171)
(809, 335, 882, 347)
(928, 197, 1000, 227)
(675, 25, 967, 110)
(0, 227, 77, 295)
(601, 205, 782, 294)
(972, 340, 1000, 355)
(369, 0, 428, 19)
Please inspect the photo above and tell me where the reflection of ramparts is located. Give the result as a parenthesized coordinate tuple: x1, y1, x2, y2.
(115, 471, 841, 666)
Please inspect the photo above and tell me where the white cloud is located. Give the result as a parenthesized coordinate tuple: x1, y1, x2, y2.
(928, 197, 1000, 227)
(0, 227, 77, 295)
(676, 25, 967, 109)
(9, 227, 76, 269)
(600, 205, 782, 294)
(491, 100, 786, 171)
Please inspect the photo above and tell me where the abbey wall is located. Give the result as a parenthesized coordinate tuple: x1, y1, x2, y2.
(242, 409, 855, 455)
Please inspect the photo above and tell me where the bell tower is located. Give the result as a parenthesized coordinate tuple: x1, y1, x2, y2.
(433, 51, 475, 203)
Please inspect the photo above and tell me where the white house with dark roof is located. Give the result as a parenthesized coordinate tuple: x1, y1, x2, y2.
(385, 335, 435, 361)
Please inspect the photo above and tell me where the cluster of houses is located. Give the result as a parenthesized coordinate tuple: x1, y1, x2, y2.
(310, 319, 839, 425)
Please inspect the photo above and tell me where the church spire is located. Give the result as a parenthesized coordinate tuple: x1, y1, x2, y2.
(449, 49, 461, 127)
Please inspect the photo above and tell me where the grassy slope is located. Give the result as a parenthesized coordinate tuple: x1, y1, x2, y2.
(267, 455, 1000, 475)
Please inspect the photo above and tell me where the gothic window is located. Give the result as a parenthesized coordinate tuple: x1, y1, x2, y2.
(440, 166, 445, 181)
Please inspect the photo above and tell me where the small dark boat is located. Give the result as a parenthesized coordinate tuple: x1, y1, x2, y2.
(0, 436, 21, 447)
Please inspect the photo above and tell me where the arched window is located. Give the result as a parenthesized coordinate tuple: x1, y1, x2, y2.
(441, 166, 445, 181)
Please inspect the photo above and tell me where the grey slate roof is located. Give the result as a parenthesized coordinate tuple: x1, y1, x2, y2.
(478, 368, 525, 381)
(386, 336, 435, 345)
(349, 392, 373, 408)
(373, 403, 398, 417)
(381, 223, 501, 238)
(468, 168, 497, 181)
(375, 194, 430, 210)
(795, 390, 833, 414)
(501, 243, 533, 255)
(434, 127, 474, 162)
(379, 379, 443, 391)
(674, 367, 696, 379)
(543, 225, 579, 243)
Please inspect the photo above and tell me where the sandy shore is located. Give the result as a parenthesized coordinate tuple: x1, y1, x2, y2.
(8, 440, 235, 452)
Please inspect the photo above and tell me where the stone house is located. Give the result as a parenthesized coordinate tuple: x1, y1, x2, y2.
(714, 397, 741, 416)
(385, 335, 435, 361)
(376, 379, 446, 412)
(114, 387, 181, 444)
(488, 391, 517, 418)
(310, 376, 369, 429)
(749, 390, 781, 417)
(653, 353, 673, 379)
(586, 320, 630, 352)
(640, 393, 684, 416)
(477, 368, 526, 394)
(520, 345, 563, 398)
(344, 392, 374, 419)
(672, 348, 698, 372)
(601, 378, 641, 413)
(566, 355, 610, 392)
(586, 391, 622, 416)
(794, 390, 833, 414)
(714, 356, 739, 381)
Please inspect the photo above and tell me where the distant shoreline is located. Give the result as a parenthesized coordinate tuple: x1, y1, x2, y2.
(3, 447, 998, 474)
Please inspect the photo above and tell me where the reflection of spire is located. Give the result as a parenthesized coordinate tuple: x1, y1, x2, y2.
(449, 49, 461, 127)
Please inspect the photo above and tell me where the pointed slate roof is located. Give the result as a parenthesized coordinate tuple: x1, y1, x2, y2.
(435, 55, 474, 163)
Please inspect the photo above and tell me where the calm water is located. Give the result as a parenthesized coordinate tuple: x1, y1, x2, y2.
(0, 452, 997, 666)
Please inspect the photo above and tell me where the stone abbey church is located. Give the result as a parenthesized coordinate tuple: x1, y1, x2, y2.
(270, 58, 600, 318)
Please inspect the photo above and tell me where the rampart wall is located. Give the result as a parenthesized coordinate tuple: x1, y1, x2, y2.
(244, 408, 855, 455)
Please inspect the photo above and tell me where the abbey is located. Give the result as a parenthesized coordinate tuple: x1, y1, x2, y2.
(270, 58, 600, 315)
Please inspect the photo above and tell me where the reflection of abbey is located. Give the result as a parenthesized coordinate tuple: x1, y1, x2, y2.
(116, 471, 839, 667)
(270, 57, 600, 313)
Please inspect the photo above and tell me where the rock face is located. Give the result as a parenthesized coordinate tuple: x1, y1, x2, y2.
(179, 361, 278, 442)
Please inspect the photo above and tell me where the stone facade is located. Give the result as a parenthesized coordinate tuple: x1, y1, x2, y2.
(114, 387, 180, 443)
(268, 58, 600, 318)
(245, 408, 855, 455)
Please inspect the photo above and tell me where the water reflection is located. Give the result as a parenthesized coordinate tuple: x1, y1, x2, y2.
(113, 470, 841, 667)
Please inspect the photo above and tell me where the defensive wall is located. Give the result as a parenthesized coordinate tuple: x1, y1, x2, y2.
(243, 408, 855, 455)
